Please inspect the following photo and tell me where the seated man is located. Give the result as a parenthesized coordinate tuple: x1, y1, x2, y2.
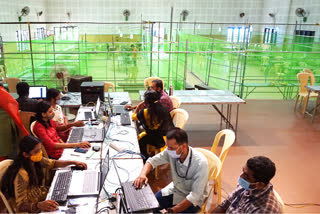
(126, 79, 173, 113)
(212, 156, 282, 214)
(16, 82, 39, 113)
(134, 128, 208, 213)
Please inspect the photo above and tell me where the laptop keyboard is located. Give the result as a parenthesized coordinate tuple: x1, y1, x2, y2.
(51, 171, 72, 204)
(120, 113, 131, 125)
(69, 128, 84, 143)
(122, 181, 153, 210)
(85, 112, 93, 120)
(82, 171, 97, 193)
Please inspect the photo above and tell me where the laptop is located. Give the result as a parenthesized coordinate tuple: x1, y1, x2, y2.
(113, 160, 160, 213)
(28, 86, 47, 99)
(108, 93, 128, 115)
(77, 97, 101, 121)
(68, 149, 110, 197)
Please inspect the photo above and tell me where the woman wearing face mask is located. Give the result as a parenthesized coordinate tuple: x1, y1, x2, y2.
(132, 90, 174, 159)
(33, 101, 90, 159)
(0, 135, 87, 213)
(47, 88, 84, 142)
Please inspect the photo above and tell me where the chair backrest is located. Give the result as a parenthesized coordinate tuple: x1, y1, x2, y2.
(19, 111, 36, 134)
(104, 81, 115, 92)
(297, 72, 312, 94)
(30, 121, 49, 158)
(195, 148, 221, 213)
(0, 160, 14, 214)
(303, 68, 315, 86)
(273, 189, 285, 213)
(210, 129, 236, 168)
(144, 77, 165, 90)
(1, 78, 21, 93)
(170, 96, 181, 109)
(170, 108, 189, 129)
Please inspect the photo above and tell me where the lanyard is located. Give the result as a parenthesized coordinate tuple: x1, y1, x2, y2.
(175, 149, 192, 178)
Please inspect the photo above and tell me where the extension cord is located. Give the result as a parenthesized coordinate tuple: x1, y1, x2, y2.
(109, 141, 124, 152)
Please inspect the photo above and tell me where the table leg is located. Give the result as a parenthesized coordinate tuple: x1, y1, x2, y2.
(235, 104, 239, 137)
(220, 104, 223, 130)
(311, 93, 320, 123)
(212, 104, 235, 131)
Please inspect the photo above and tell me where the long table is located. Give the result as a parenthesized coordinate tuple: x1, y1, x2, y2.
(45, 92, 142, 214)
(140, 90, 246, 135)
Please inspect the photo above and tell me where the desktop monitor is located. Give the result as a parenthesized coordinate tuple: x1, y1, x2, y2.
(28, 86, 47, 99)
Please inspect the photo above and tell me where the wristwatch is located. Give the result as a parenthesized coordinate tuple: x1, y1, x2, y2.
(167, 208, 174, 213)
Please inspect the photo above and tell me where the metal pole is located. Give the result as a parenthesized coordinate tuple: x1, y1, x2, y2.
(175, 29, 180, 84)
(239, 24, 251, 98)
(27, 23, 36, 85)
(150, 23, 154, 76)
(206, 38, 214, 85)
(210, 23, 213, 37)
(183, 40, 189, 89)
(158, 22, 160, 76)
(168, 7, 173, 86)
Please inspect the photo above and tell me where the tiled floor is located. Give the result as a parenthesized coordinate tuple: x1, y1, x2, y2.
(147, 99, 320, 213)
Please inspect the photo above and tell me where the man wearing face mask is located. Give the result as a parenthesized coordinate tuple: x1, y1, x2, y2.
(212, 156, 282, 213)
(47, 88, 84, 142)
(133, 128, 208, 213)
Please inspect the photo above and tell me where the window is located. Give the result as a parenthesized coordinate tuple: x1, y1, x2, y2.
(227, 27, 251, 43)
(36, 27, 46, 40)
(263, 28, 277, 44)
(16, 30, 29, 51)
(54, 26, 79, 41)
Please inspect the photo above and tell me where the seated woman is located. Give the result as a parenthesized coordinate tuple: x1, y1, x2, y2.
(47, 88, 84, 142)
(33, 101, 90, 159)
(132, 90, 174, 158)
(0, 135, 87, 213)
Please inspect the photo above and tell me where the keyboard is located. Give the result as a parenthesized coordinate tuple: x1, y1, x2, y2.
(84, 112, 93, 120)
(120, 113, 131, 125)
(51, 171, 72, 205)
(121, 181, 159, 212)
(68, 128, 84, 143)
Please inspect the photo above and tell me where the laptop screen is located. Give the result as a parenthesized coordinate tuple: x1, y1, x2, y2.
(29, 86, 47, 99)
(96, 97, 101, 114)
(99, 149, 110, 193)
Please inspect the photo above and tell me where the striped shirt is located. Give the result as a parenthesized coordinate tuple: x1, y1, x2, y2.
(220, 183, 282, 213)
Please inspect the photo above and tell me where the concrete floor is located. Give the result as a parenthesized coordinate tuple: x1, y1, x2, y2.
(147, 99, 320, 213)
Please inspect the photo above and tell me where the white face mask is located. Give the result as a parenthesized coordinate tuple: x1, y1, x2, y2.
(56, 99, 61, 105)
(167, 146, 182, 159)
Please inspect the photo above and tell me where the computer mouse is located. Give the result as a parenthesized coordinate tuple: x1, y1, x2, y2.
(71, 165, 85, 170)
(61, 96, 71, 101)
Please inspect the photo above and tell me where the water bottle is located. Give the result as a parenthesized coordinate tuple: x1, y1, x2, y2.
(88, 118, 92, 128)
(169, 85, 173, 96)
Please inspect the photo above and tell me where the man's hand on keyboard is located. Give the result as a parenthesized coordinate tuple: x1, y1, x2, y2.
(133, 175, 148, 189)
(73, 161, 87, 170)
(77, 141, 91, 148)
(37, 200, 59, 211)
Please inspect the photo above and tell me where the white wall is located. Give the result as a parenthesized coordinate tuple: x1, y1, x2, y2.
(0, 0, 47, 41)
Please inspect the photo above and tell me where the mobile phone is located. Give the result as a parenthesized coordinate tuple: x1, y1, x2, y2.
(120, 101, 128, 105)
(74, 147, 88, 153)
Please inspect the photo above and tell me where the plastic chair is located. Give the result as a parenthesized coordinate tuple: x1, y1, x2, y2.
(144, 77, 165, 90)
(170, 108, 189, 129)
(294, 72, 318, 113)
(1, 78, 21, 93)
(0, 159, 14, 213)
(210, 129, 236, 204)
(170, 96, 181, 109)
(104, 81, 115, 92)
(303, 68, 315, 85)
(30, 121, 49, 158)
(19, 111, 35, 134)
(195, 148, 221, 213)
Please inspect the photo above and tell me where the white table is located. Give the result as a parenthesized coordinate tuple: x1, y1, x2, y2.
(304, 85, 320, 123)
(140, 90, 246, 135)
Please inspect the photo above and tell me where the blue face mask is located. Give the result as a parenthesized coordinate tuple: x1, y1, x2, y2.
(238, 176, 254, 191)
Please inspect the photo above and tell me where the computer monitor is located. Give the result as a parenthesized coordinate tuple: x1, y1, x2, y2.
(28, 86, 47, 99)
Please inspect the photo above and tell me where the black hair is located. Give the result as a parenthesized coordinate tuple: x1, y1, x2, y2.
(151, 79, 163, 90)
(1, 135, 44, 198)
(247, 156, 276, 184)
(46, 88, 60, 101)
(16, 82, 29, 97)
(35, 101, 52, 129)
(166, 127, 188, 145)
(143, 90, 173, 134)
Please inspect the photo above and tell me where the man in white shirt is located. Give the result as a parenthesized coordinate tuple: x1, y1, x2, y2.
(134, 128, 208, 213)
